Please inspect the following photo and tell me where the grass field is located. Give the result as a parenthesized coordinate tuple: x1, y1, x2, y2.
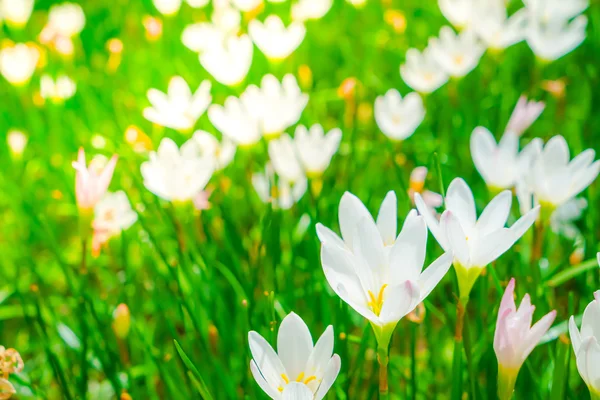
(1, 0, 600, 399)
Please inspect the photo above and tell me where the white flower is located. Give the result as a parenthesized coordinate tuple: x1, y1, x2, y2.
(400, 48, 449, 94)
(192, 130, 236, 170)
(212, 4, 241, 34)
(92, 191, 138, 256)
(231, 0, 263, 12)
(241, 74, 309, 137)
(292, 0, 333, 21)
(200, 34, 253, 86)
(438, 0, 475, 29)
(208, 96, 261, 146)
(269, 134, 305, 182)
(152, 0, 182, 15)
(186, 0, 210, 8)
(569, 290, 600, 398)
(428, 27, 485, 78)
(45, 2, 86, 38)
(317, 191, 453, 344)
(525, 15, 587, 61)
(522, 0, 588, 25)
(182, 23, 226, 53)
(293, 125, 341, 176)
(549, 198, 587, 240)
(505, 96, 545, 136)
(415, 178, 539, 297)
(143, 77, 212, 132)
(40, 74, 77, 102)
(471, 3, 528, 50)
(374, 89, 425, 141)
(249, 15, 306, 60)
(252, 164, 307, 210)
(7, 129, 28, 158)
(0, 43, 39, 86)
(249, 312, 341, 400)
(0, 0, 34, 27)
(141, 138, 214, 202)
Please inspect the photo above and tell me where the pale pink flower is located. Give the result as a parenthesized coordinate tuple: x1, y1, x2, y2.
(408, 166, 443, 209)
(505, 96, 545, 136)
(72, 148, 118, 211)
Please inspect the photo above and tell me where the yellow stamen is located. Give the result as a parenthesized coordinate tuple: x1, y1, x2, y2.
(281, 373, 290, 384)
(367, 284, 388, 316)
(304, 375, 317, 384)
(296, 372, 305, 382)
(278, 386, 284, 392)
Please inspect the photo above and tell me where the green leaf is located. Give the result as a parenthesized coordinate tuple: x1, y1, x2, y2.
(173, 340, 214, 400)
(545, 258, 599, 287)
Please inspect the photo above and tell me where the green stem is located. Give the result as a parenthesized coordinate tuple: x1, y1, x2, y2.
(451, 296, 469, 400)
(497, 364, 518, 400)
(590, 389, 600, 400)
(410, 323, 417, 400)
(378, 345, 389, 399)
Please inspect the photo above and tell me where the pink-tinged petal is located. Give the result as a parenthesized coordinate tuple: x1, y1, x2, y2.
(498, 278, 516, 322)
(314, 354, 341, 400)
(521, 310, 556, 361)
(494, 307, 515, 365)
(97, 154, 118, 195)
(379, 280, 420, 324)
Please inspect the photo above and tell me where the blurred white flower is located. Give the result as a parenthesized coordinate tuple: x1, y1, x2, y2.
(374, 89, 425, 141)
(212, 4, 241, 34)
(192, 130, 236, 170)
(72, 149, 118, 212)
(152, 0, 182, 15)
(43, 2, 85, 38)
(208, 96, 261, 146)
(292, 0, 333, 21)
(141, 137, 214, 202)
(522, 0, 588, 25)
(294, 125, 341, 177)
(248, 312, 341, 399)
(186, 0, 210, 8)
(7, 129, 28, 158)
(92, 191, 138, 257)
(249, 15, 306, 60)
(549, 198, 587, 240)
(428, 27, 484, 78)
(438, 0, 475, 29)
(505, 96, 545, 136)
(252, 163, 307, 209)
(346, 0, 367, 8)
(182, 23, 225, 53)
(269, 134, 305, 183)
(241, 74, 309, 137)
(408, 167, 443, 209)
(231, 0, 262, 12)
(0, 43, 39, 86)
(471, 3, 528, 50)
(0, 0, 34, 27)
(143, 76, 212, 132)
(525, 15, 587, 62)
(40, 74, 77, 103)
(400, 48, 448, 94)
(200, 34, 253, 86)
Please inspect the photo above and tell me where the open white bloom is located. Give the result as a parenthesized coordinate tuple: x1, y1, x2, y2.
(294, 125, 341, 177)
(375, 90, 424, 141)
(400, 48, 448, 94)
(231, 0, 262, 12)
(252, 164, 307, 209)
(269, 134, 305, 183)
(212, 4, 241, 34)
(505, 96, 545, 136)
(249, 15, 306, 60)
(141, 138, 214, 202)
(7, 129, 28, 158)
(0, 0, 34, 27)
(152, 0, 182, 15)
(40, 75, 77, 102)
(44, 2, 86, 38)
(249, 312, 341, 400)
(415, 178, 539, 297)
(317, 191, 453, 345)
(192, 130, 236, 170)
(241, 74, 309, 137)
(438, 0, 475, 29)
(471, 3, 528, 50)
(92, 191, 138, 256)
(0, 43, 39, 86)
(525, 15, 587, 61)
(208, 96, 261, 146)
(182, 23, 226, 53)
(522, 0, 588, 26)
(428, 27, 484, 78)
(200, 34, 253, 86)
(143, 77, 212, 132)
(569, 290, 600, 399)
(292, 0, 333, 21)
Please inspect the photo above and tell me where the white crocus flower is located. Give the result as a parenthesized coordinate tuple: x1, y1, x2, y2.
(241, 74, 309, 137)
(374, 89, 425, 141)
(192, 130, 236, 170)
(252, 163, 307, 209)
(40, 74, 77, 102)
(92, 191, 138, 257)
(415, 178, 539, 298)
(269, 134, 305, 183)
(182, 23, 226, 53)
(400, 48, 449, 94)
(249, 15, 306, 61)
(200, 34, 253, 86)
(249, 312, 341, 400)
(505, 96, 545, 136)
(0, 43, 39, 86)
(428, 27, 485, 78)
(525, 15, 587, 62)
(294, 125, 341, 177)
(43, 2, 86, 38)
(317, 191, 453, 347)
(569, 290, 600, 400)
(152, 0, 182, 15)
(208, 96, 261, 146)
(472, 4, 528, 50)
(143, 76, 212, 132)
(141, 138, 214, 202)
(0, 0, 34, 27)
(231, 0, 263, 12)
(292, 0, 333, 21)
(438, 0, 475, 29)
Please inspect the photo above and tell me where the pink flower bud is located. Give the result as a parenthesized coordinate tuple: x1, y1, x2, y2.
(72, 148, 117, 211)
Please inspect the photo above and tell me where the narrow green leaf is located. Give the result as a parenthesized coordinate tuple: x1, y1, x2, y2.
(173, 340, 214, 400)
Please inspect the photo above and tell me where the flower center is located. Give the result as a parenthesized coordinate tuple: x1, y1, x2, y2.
(367, 284, 388, 316)
(278, 372, 318, 392)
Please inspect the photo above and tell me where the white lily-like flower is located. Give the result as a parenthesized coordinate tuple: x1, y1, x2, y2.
(293, 125, 341, 177)
(269, 134, 305, 183)
(569, 290, 600, 399)
(471, 3, 528, 50)
(428, 26, 485, 78)
(252, 163, 307, 209)
(92, 191, 138, 257)
(438, 0, 475, 29)
(241, 74, 309, 137)
(192, 130, 236, 170)
(208, 96, 261, 146)
(0, 0, 34, 27)
(152, 0, 182, 15)
(317, 191, 453, 346)
(200, 34, 253, 86)
(525, 15, 587, 61)
(400, 48, 449, 94)
(249, 312, 341, 400)
(0, 43, 39, 86)
(505, 96, 545, 136)
(249, 15, 306, 61)
(40, 74, 77, 102)
(231, 0, 262, 12)
(415, 178, 540, 298)
(374, 89, 425, 141)
(212, 4, 241, 34)
(182, 23, 226, 53)
(143, 76, 212, 132)
(292, 0, 333, 21)
(40, 2, 85, 43)
(141, 137, 214, 202)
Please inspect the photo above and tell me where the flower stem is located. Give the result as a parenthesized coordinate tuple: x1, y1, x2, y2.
(497, 365, 518, 400)
(590, 389, 600, 400)
(451, 296, 469, 400)
(378, 345, 389, 399)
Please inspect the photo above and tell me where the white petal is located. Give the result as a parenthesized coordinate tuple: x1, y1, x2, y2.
(314, 354, 341, 400)
(376, 191, 398, 246)
(306, 326, 334, 375)
(315, 223, 345, 249)
(249, 331, 287, 388)
(470, 228, 514, 267)
(445, 178, 477, 230)
(251, 360, 282, 399)
(282, 382, 313, 400)
(569, 315, 582, 354)
(339, 192, 375, 248)
(442, 211, 470, 267)
(277, 313, 313, 378)
(475, 191, 512, 237)
(418, 251, 453, 300)
(414, 192, 448, 249)
(379, 280, 420, 324)
(389, 211, 427, 285)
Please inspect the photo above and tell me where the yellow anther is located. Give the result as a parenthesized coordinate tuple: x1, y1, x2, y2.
(296, 372, 305, 382)
(367, 284, 388, 316)
(304, 376, 317, 385)
(281, 374, 290, 385)
(278, 386, 284, 392)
